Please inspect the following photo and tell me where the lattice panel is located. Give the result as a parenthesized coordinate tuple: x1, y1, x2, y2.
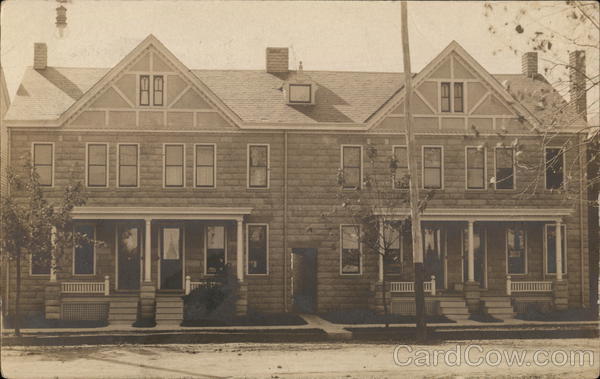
(391, 300, 438, 316)
(61, 303, 109, 321)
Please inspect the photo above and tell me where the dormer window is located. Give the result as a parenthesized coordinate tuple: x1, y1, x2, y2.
(139, 75, 164, 106)
(289, 84, 312, 104)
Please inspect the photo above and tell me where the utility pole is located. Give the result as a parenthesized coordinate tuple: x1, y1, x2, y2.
(401, 1, 427, 342)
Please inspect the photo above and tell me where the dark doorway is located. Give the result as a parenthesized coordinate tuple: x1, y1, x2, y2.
(292, 248, 317, 313)
(160, 225, 183, 290)
(117, 223, 141, 290)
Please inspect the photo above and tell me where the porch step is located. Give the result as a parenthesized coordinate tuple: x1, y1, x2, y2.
(155, 296, 183, 326)
(482, 298, 516, 320)
(108, 297, 138, 325)
(438, 299, 471, 321)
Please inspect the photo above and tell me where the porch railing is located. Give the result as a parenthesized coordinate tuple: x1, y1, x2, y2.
(185, 276, 222, 295)
(389, 275, 436, 296)
(61, 276, 110, 296)
(506, 276, 552, 295)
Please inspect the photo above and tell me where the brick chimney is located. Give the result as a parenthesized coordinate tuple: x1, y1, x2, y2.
(569, 50, 587, 121)
(266, 47, 289, 74)
(34, 43, 47, 70)
(521, 52, 538, 78)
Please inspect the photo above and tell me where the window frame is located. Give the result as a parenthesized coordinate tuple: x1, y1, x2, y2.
(506, 226, 528, 275)
(163, 143, 186, 188)
(465, 146, 487, 190)
(341, 145, 363, 190)
(422, 145, 444, 190)
(139, 75, 150, 106)
(392, 145, 409, 190)
(31, 142, 54, 187)
(204, 224, 227, 276)
(439, 81, 465, 113)
(85, 143, 109, 188)
(72, 223, 96, 276)
(194, 143, 217, 188)
(543, 223, 567, 275)
(138, 74, 167, 107)
(153, 75, 164, 106)
(288, 83, 312, 104)
(117, 143, 140, 188)
(246, 223, 269, 276)
(247, 144, 270, 189)
(544, 147, 566, 191)
(340, 224, 362, 276)
(494, 147, 516, 191)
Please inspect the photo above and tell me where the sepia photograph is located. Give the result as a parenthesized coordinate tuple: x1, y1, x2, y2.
(0, 0, 599, 378)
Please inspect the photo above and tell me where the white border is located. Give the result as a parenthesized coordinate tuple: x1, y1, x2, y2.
(543, 223, 568, 276)
(194, 143, 217, 188)
(340, 224, 362, 276)
(72, 222, 97, 276)
(31, 142, 55, 187)
(117, 143, 140, 188)
(246, 223, 269, 276)
(85, 142, 109, 188)
(247, 144, 270, 189)
(163, 143, 186, 188)
(422, 145, 444, 190)
(340, 145, 363, 190)
(465, 146, 487, 190)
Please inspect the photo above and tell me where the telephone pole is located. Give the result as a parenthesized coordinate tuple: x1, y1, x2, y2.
(400, 1, 427, 342)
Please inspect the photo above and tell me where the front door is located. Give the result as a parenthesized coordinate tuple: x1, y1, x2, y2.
(117, 223, 141, 290)
(462, 227, 487, 288)
(292, 248, 317, 313)
(160, 225, 183, 290)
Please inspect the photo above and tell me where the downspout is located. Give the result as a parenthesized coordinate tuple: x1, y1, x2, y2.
(579, 133, 586, 307)
(283, 131, 288, 312)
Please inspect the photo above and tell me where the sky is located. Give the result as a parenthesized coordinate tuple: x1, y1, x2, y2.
(1, 0, 598, 117)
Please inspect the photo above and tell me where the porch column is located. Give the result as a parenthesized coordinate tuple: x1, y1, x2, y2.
(467, 220, 475, 282)
(378, 219, 384, 282)
(555, 220, 563, 281)
(144, 218, 152, 282)
(237, 218, 244, 282)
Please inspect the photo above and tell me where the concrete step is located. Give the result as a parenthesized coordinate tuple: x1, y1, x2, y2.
(156, 308, 183, 315)
(440, 307, 470, 315)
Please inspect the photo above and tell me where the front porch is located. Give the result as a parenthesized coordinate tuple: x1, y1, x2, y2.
(43, 207, 253, 325)
(370, 208, 573, 320)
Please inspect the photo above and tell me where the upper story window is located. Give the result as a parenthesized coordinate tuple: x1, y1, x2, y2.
(195, 144, 216, 188)
(423, 146, 443, 189)
(341, 145, 362, 190)
(392, 146, 409, 190)
(164, 144, 184, 188)
(545, 148, 564, 190)
(288, 84, 312, 104)
(466, 147, 486, 190)
(248, 144, 269, 189)
(341, 225, 361, 275)
(440, 82, 464, 113)
(139, 75, 164, 106)
(87, 143, 108, 187)
(495, 147, 514, 190)
(33, 143, 53, 186)
(247, 224, 268, 275)
(507, 226, 527, 274)
(118, 144, 139, 188)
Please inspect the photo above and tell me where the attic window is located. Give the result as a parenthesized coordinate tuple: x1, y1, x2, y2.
(139, 75, 164, 106)
(289, 84, 312, 104)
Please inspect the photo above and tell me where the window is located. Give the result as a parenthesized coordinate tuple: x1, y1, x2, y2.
(206, 225, 226, 275)
(139, 75, 165, 106)
(466, 147, 485, 189)
(33, 143, 53, 186)
(342, 145, 362, 189)
(74, 224, 95, 275)
(393, 146, 409, 189)
(383, 224, 403, 275)
(423, 147, 443, 189)
(195, 144, 216, 187)
(87, 144, 108, 187)
(118, 144, 138, 187)
(139, 75, 150, 106)
(164, 144, 184, 187)
(453, 82, 464, 112)
(441, 82, 451, 112)
(440, 82, 464, 112)
(545, 148, 564, 190)
(341, 225, 361, 275)
(545, 224, 567, 275)
(248, 145, 269, 188)
(31, 249, 50, 275)
(495, 148, 514, 190)
(247, 224, 268, 275)
(153, 76, 164, 106)
(162, 227, 181, 260)
(507, 227, 526, 274)
(289, 84, 312, 104)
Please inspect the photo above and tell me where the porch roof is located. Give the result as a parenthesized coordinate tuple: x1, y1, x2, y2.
(71, 206, 253, 221)
(374, 207, 574, 222)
